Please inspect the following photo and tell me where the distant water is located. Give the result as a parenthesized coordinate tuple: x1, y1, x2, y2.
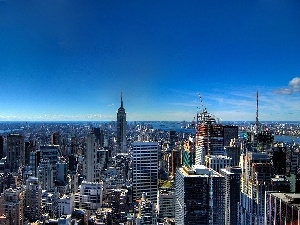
(273, 135, 300, 144)
(151, 122, 196, 134)
(0, 129, 22, 134)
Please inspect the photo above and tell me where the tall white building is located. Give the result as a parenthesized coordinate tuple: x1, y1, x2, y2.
(37, 159, 54, 191)
(205, 155, 232, 173)
(85, 131, 100, 183)
(77, 181, 103, 214)
(132, 142, 158, 203)
(57, 194, 75, 218)
(238, 152, 272, 225)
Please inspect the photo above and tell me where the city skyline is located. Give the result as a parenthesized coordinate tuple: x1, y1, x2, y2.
(1, 1, 300, 121)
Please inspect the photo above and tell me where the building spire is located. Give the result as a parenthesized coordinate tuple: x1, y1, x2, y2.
(121, 92, 123, 108)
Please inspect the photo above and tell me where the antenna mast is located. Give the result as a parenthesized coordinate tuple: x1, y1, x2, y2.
(255, 91, 260, 133)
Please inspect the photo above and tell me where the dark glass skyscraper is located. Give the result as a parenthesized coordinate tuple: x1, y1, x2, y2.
(175, 165, 225, 225)
(7, 134, 25, 173)
(117, 93, 127, 153)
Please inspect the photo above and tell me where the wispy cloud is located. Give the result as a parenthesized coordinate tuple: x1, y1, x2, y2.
(274, 77, 300, 95)
(168, 102, 199, 107)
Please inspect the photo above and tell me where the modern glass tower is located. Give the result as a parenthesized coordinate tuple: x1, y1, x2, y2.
(175, 165, 225, 225)
(117, 93, 127, 153)
(132, 142, 158, 203)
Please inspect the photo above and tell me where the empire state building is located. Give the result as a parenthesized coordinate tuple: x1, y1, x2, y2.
(117, 93, 127, 153)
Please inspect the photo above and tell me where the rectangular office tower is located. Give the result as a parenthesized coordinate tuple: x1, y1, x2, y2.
(175, 165, 225, 225)
(238, 152, 272, 225)
(220, 167, 242, 225)
(7, 134, 25, 173)
(132, 142, 158, 203)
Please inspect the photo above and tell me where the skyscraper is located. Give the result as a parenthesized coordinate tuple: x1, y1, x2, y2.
(85, 131, 100, 182)
(37, 159, 54, 191)
(223, 125, 238, 146)
(195, 108, 223, 165)
(7, 134, 25, 173)
(0, 187, 25, 225)
(51, 132, 60, 145)
(175, 165, 225, 225)
(220, 166, 241, 225)
(25, 177, 42, 222)
(132, 142, 158, 203)
(0, 136, 3, 160)
(117, 93, 127, 153)
(238, 152, 272, 225)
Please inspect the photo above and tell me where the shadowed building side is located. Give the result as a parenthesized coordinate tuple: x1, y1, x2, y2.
(117, 93, 127, 153)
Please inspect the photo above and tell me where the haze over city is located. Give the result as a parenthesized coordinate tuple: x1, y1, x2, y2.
(1, 0, 300, 121)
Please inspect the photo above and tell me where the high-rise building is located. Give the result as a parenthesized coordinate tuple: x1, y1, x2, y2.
(57, 194, 75, 218)
(205, 155, 232, 173)
(68, 154, 78, 172)
(238, 152, 272, 225)
(70, 136, 78, 155)
(171, 148, 181, 177)
(24, 139, 35, 167)
(270, 175, 290, 192)
(183, 137, 195, 167)
(40, 145, 61, 168)
(132, 142, 158, 203)
(272, 143, 286, 175)
(169, 130, 177, 150)
(157, 188, 175, 220)
(56, 159, 68, 185)
(51, 132, 60, 146)
(0, 136, 3, 160)
(92, 127, 104, 148)
(84, 131, 100, 182)
(77, 181, 103, 214)
(195, 108, 223, 165)
(0, 187, 25, 225)
(223, 125, 238, 147)
(25, 177, 42, 222)
(224, 138, 241, 167)
(29, 150, 41, 177)
(136, 193, 157, 225)
(7, 134, 25, 173)
(220, 167, 241, 225)
(117, 93, 127, 153)
(37, 159, 54, 191)
(265, 192, 300, 224)
(175, 165, 225, 225)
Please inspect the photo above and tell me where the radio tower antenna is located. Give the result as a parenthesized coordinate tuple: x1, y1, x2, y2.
(255, 91, 260, 133)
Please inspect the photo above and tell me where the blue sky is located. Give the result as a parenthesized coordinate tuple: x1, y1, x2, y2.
(0, 0, 300, 121)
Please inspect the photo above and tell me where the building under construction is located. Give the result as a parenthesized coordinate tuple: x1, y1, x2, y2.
(195, 106, 224, 165)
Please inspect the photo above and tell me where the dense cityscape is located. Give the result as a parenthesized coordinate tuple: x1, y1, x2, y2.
(0, 94, 299, 225)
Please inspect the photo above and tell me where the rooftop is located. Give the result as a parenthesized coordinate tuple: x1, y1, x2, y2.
(269, 192, 300, 209)
(179, 165, 223, 177)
